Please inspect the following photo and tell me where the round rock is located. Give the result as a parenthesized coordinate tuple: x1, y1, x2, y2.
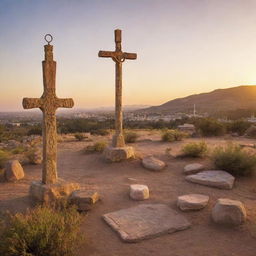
(142, 156, 166, 171)
(5, 160, 24, 182)
(184, 163, 204, 175)
(212, 198, 246, 226)
(177, 194, 209, 211)
(130, 184, 149, 201)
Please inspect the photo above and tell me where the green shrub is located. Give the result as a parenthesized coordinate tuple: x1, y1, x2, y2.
(0, 150, 10, 168)
(197, 118, 225, 136)
(74, 133, 86, 141)
(124, 131, 139, 143)
(91, 129, 109, 136)
(212, 143, 256, 176)
(245, 125, 256, 138)
(11, 146, 27, 155)
(0, 205, 82, 256)
(227, 120, 250, 136)
(161, 129, 187, 142)
(84, 141, 107, 153)
(181, 141, 208, 157)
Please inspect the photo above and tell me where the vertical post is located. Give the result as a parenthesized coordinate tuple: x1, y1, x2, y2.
(42, 44, 58, 184)
(113, 29, 125, 147)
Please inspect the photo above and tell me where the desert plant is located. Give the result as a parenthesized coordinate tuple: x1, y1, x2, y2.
(212, 143, 256, 176)
(11, 146, 27, 155)
(227, 120, 250, 136)
(0, 205, 83, 256)
(124, 131, 139, 143)
(161, 129, 187, 142)
(84, 141, 107, 153)
(181, 141, 208, 157)
(245, 125, 256, 138)
(74, 133, 86, 141)
(196, 118, 225, 136)
(90, 129, 109, 136)
(0, 150, 10, 168)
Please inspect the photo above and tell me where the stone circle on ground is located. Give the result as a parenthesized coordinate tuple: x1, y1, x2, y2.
(212, 198, 247, 226)
(177, 194, 209, 211)
(185, 170, 235, 189)
(103, 204, 191, 242)
(5, 160, 25, 182)
(130, 184, 149, 200)
(183, 163, 204, 175)
(142, 156, 166, 171)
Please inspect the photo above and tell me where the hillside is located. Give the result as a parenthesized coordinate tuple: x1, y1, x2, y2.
(139, 86, 256, 114)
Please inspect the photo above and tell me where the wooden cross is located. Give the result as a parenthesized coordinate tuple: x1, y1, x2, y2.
(98, 29, 137, 147)
(22, 35, 74, 184)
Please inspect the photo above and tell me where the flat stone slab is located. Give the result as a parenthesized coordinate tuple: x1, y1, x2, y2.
(177, 194, 209, 211)
(183, 163, 204, 175)
(142, 156, 166, 171)
(185, 170, 235, 189)
(103, 204, 191, 243)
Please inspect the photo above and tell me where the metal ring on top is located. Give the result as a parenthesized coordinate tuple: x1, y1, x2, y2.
(44, 34, 53, 45)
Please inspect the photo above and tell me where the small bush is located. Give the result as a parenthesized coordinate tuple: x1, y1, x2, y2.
(11, 146, 27, 155)
(91, 129, 109, 136)
(181, 141, 207, 157)
(212, 143, 256, 176)
(0, 205, 83, 256)
(84, 141, 107, 153)
(124, 131, 139, 143)
(162, 129, 187, 142)
(245, 125, 256, 138)
(0, 150, 10, 168)
(197, 118, 225, 136)
(227, 120, 250, 136)
(74, 133, 86, 141)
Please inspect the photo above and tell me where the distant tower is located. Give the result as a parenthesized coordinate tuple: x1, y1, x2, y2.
(193, 104, 196, 117)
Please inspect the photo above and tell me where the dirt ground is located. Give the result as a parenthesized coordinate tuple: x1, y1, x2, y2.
(0, 131, 256, 256)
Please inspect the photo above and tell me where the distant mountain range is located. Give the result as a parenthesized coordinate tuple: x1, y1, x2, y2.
(138, 86, 256, 114)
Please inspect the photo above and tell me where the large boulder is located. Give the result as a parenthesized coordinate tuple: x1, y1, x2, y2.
(142, 156, 166, 171)
(183, 163, 204, 175)
(104, 146, 135, 162)
(5, 160, 24, 182)
(177, 194, 209, 211)
(29, 179, 80, 203)
(70, 190, 100, 211)
(130, 184, 149, 201)
(212, 198, 247, 226)
(185, 170, 235, 189)
(27, 147, 42, 164)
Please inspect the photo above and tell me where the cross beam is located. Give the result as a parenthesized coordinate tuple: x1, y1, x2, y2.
(23, 38, 74, 184)
(98, 29, 137, 147)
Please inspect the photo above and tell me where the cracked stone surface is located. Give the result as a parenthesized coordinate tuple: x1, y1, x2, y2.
(103, 204, 191, 243)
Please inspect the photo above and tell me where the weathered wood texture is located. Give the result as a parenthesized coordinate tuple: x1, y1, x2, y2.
(98, 29, 137, 147)
(23, 42, 74, 184)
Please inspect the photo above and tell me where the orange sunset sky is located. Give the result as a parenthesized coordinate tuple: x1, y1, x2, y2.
(0, 0, 256, 111)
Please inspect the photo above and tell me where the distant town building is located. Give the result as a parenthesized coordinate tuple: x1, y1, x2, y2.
(177, 123, 195, 134)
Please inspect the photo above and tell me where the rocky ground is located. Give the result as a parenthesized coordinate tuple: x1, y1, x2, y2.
(0, 131, 256, 256)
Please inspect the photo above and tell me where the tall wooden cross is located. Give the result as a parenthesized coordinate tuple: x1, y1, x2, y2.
(98, 29, 137, 147)
(23, 35, 74, 184)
